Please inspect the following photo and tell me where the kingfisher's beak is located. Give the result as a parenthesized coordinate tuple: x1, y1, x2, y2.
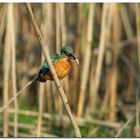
(69, 53, 79, 68)
(75, 58, 80, 68)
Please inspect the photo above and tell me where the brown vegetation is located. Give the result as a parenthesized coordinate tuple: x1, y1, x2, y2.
(0, 3, 139, 137)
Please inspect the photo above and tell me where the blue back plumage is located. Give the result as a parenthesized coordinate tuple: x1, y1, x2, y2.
(39, 61, 49, 75)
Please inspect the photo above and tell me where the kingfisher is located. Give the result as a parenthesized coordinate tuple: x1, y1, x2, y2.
(36, 45, 79, 82)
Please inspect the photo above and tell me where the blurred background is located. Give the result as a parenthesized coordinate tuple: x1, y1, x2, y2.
(0, 3, 140, 137)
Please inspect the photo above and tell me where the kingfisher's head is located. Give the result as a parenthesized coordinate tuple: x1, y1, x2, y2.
(60, 45, 79, 67)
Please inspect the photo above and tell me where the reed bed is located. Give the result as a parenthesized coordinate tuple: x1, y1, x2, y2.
(0, 3, 140, 137)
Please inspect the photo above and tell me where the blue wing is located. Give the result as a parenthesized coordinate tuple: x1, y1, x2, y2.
(38, 54, 59, 75)
(39, 62, 49, 75)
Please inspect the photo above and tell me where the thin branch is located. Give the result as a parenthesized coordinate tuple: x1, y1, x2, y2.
(115, 114, 135, 137)
(0, 76, 37, 113)
(25, 3, 81, 137)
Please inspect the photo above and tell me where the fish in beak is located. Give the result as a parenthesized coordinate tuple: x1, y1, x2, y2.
(69, 53, 79, 68)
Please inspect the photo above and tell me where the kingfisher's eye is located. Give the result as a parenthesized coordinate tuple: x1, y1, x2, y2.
(61, 50, 67, 55)
(61, 50, 64, 53)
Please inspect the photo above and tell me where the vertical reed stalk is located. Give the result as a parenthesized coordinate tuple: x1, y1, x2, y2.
(135, 88, 140, 137)
(109, 68, 118, 121)
(99, 3, 114, 118)
(121, 5, 134, 109)
(3, 4, 11, 137)
(60, 3, 66, 45)
(135, 4, 140, 68)
(46, 82, 52, 113)
(109, 4, 121, 121)
(0, 4, 6, 43)
(120, 6, 133, 41)
(10, 3, 18, 136)
(90, 4, 109, 111)
(60, 3, 69, 119)
(36, 75, 45, 137)
(88, 58, 96, 115)
(77, 3, 95, 117)
(54, 15, 63, 113)
(60, 3, 69, 95)
(46, 3, 53, 52)
(135, 3, 140, 137)
(55, 4, 61, 52)
(44, 3, 53, 113)
(36, 4, 47, 136)
(73, 3, 83, 111)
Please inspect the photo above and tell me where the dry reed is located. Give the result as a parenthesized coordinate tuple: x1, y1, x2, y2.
(3, 4, 11, 137)
(135, 3, 140, 137)
(77, 3, 95, 117)
(25, 3, 81, 137)
(90, 4, 109, 111)
(10, 3, 18, 137)
(0, 3, 139, 137)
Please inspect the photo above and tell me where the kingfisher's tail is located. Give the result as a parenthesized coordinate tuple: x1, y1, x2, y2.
(34, 75, 47, 82)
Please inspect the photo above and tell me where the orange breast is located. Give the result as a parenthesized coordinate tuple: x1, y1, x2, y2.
(39, 58, 71, 82)
(54, 58, 71, 79)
